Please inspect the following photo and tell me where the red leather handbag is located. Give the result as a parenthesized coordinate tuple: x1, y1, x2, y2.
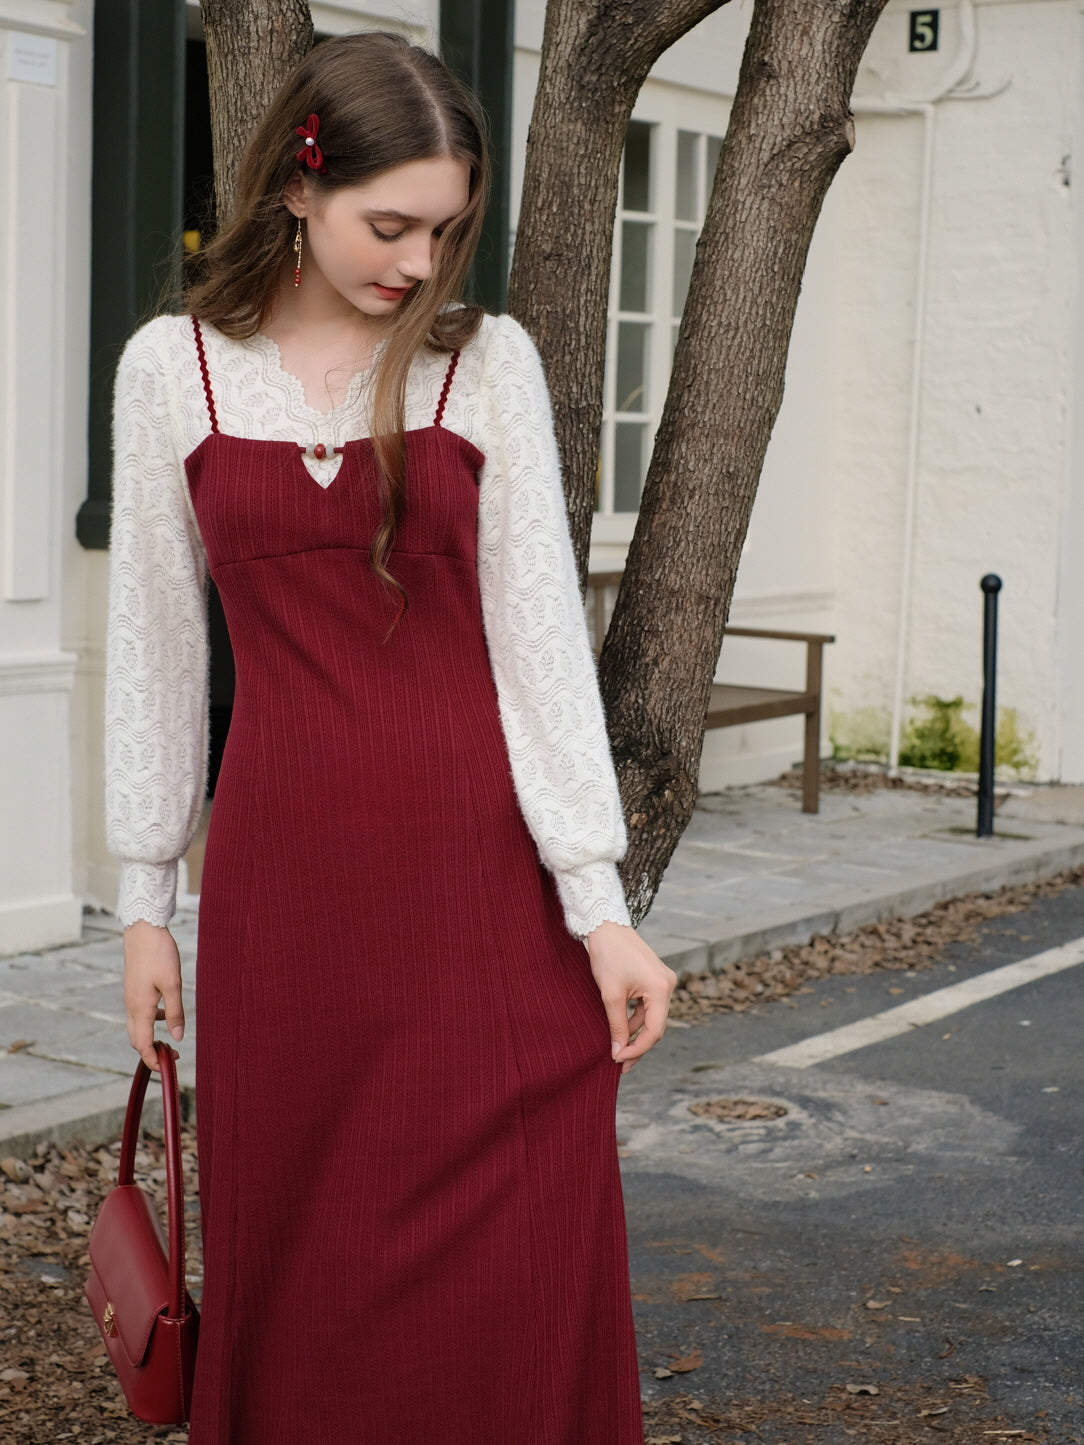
(85, 1041, 200, 1423)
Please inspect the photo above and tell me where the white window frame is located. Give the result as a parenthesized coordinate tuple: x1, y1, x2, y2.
(593, 86, 732, 548)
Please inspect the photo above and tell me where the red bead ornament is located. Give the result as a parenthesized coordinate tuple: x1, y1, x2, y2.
(300, 442, 336, 462)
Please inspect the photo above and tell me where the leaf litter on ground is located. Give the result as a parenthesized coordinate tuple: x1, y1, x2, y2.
(669, 847, 1084, 1023)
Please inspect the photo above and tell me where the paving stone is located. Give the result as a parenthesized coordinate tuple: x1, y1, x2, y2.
(0, 1051, 118, 1108)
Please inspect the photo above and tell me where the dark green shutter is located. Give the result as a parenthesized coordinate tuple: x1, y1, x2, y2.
(77, 0, 185, 550)
(439, 0, 515, 313)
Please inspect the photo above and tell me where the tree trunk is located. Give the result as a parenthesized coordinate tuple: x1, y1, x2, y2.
(600, 0, 890, 923)
(200, 0, 314, 223)
(506, 0, 733, 578)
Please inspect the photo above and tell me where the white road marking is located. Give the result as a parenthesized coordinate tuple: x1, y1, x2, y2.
(754, 936, 1084, 1069)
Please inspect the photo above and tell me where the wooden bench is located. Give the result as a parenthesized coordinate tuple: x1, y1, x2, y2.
(585, 570, 836, 813)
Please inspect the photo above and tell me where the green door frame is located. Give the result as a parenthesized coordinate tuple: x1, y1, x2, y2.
(439, 0, 515, 313)
(77, 0, 186, 550)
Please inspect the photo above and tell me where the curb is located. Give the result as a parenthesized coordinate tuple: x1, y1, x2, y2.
(646, 829, 1084, 980)
(0, 1065, 197, 1161)
(4, 829, 1084, 1158)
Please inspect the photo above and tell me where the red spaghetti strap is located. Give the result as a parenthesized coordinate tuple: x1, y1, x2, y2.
(191, 315, 220, 434)
(434, 350, 460, 428)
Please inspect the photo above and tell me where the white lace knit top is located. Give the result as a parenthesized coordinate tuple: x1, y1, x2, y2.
(105, 312, 632, 939)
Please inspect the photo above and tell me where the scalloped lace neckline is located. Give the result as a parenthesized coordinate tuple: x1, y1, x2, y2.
(244, 331, 381, 422)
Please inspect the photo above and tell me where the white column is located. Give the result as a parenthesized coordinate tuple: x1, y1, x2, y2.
(0, 1, 87, 952)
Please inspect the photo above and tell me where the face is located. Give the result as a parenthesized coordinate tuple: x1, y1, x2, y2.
(286, 156, 470, 318)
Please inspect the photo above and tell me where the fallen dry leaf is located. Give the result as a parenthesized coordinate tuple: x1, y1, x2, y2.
(669, 1350, 703, 1374)
(865, 1298, 890, 1310)
(845, 1383, 880, 1396)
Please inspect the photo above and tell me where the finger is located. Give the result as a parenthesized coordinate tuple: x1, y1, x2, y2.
(601, 993, 631, 1061)
(613, 991, 668, 1063)
(624, 998, 646, 1040)
(127, 1004, 162, 1072)
(160, 977, 186, 1042)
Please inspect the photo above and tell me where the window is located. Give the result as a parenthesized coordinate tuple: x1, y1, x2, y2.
(596, 109, 726, 541)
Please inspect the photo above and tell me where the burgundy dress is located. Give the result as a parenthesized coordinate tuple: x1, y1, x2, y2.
(184, 322, 642, 1444)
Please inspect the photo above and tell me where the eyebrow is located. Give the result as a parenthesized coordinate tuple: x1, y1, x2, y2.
(366, 208, 457, 227)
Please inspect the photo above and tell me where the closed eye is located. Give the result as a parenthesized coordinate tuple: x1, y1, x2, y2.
(370, 225, 405, 243)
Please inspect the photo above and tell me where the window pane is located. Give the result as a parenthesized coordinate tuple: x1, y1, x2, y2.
(614, 423, 647, 512)
(619, 220, 652, 312)
(672, 228, 696, 317)
(704, 134, 723, 206)
(675, 130, 697, 221)
(622, 120, 653, 212)
(616, 321, 650, 414)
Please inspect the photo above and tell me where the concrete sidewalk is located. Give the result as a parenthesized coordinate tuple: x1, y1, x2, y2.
(2, 777, 1084, 1157)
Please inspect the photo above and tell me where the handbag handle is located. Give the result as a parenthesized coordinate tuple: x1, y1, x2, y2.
(117, 1042, 188, 1321)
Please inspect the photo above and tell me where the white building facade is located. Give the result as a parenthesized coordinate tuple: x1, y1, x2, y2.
(0, 0, 1081, 952)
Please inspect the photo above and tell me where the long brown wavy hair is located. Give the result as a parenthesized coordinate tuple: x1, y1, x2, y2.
(187, 32, 490, 600)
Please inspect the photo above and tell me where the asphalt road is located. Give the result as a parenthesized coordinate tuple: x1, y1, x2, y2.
(620, 884, 1084, 1441)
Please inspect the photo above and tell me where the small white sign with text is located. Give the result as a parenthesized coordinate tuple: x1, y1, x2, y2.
(7, 32, 58, 87)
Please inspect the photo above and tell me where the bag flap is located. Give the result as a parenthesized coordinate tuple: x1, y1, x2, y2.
(87, 1184, 170, 1367)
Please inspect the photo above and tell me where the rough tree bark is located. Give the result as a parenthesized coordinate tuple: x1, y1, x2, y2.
(200, 0, 314, 222)
(598, 0, 890, 922)
(506, 0, 731, 578)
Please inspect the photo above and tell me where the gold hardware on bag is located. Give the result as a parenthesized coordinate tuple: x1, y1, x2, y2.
(103, 1302, 117, 1337)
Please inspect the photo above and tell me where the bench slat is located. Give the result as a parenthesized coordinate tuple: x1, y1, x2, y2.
(706, 683, 818, 727)
(724, 625, 836, 645)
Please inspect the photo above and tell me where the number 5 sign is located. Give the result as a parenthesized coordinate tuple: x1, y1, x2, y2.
(909, 9, 940, 51)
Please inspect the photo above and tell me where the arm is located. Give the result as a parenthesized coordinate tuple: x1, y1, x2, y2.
(475, 315, 630, 937)
(105, 319, 210, 1065)
(475, 317, 674, 1064)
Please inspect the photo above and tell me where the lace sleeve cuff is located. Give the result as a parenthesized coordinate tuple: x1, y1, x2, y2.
(116, 860, 178, 929)
(550, 859, 631, 940)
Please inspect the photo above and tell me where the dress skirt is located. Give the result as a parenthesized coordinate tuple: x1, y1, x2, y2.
(183, 413, 643, 1443)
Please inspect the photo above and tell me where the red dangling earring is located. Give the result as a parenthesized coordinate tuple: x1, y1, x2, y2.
(293, 217, 303, 287)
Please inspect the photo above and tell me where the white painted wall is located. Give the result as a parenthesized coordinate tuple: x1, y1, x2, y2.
(0, 0, 88, 952)
(828, 0, 1079, 781)
(1058, 5, 1084, 781)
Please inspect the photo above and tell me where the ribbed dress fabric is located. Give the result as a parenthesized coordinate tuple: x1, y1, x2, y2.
(182, 334, 643, 1443)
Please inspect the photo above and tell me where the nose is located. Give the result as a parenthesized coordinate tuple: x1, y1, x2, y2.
(397, 234, 434, 284)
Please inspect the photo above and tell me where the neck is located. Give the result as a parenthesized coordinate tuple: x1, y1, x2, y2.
(267, 264, 390, 352)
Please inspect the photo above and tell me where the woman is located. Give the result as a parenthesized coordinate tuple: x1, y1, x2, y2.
(107, 30, 674, 1444)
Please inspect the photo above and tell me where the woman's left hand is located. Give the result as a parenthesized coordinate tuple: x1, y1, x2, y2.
(587, 922, 677, 1074)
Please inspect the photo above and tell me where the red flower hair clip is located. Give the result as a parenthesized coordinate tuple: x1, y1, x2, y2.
(295, 113, 327, 174)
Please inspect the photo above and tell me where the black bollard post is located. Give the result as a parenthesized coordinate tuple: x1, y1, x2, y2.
(977, 574, 1002, 838)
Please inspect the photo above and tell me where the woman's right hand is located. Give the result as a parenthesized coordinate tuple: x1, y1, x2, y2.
(123, 920, 184, 1071)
